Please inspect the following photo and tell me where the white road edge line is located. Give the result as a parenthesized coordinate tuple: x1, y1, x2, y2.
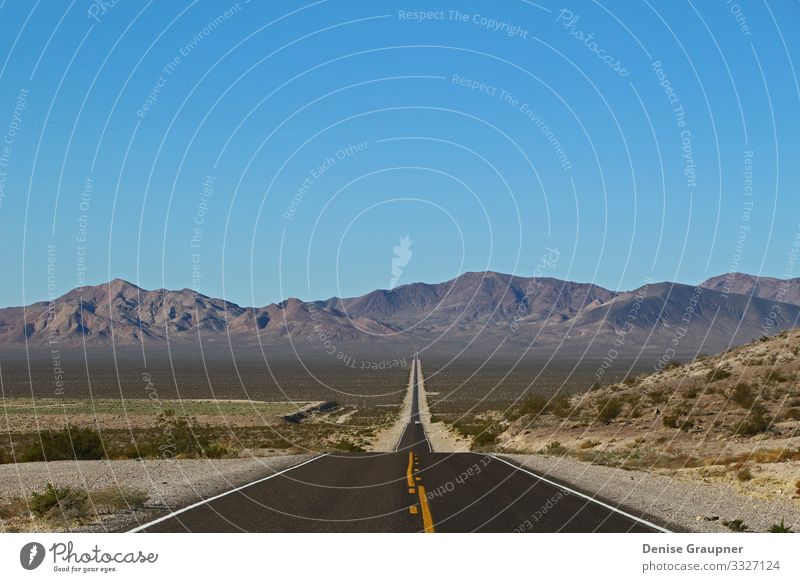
(128, 454, 328, 532)
(490, 455, 672, 533)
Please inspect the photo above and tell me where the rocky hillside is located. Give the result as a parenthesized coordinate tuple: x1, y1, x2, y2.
(486, 328, 800, 507)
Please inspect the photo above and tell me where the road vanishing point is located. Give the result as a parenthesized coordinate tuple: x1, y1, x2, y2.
(132, 357, 668, 533)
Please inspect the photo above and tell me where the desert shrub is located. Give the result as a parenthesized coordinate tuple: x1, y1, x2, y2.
(596, 397, 622, 424)
(579, 439, 600, 449)
(663, 413, 692, 431)
(202, 442, 232, 458)
(768, 519, 792, 533)
(706, 368, 732, 382)
(723, 518, 749, 532)
(765, 370, 789, 383)
(664, 359, 682, 370)
(21, 425, 105, 462)
(542, 441, 568, 456)
(30, 484, 89, 521)
(730, 383, 756, 408)
(590, 382, 603, 391)
(736, 466, 753, 481)
(745, 358, 764, 366)
(662, 413, 678, 428)
(733, 403, 771, 437)
(330, 439, 365, 453)
(472, 429, 500, 448)
(622, 376, 638, 386)
(782, 408, 800, 421)
(517, 395, 548, 417)
(681, 386, 700, 399)
(547, 394, 573, 418)
(648, 390, 667, 404)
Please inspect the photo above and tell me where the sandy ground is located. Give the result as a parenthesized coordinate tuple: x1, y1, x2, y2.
(503, 453, 800, 533)
(0, 452, 314, 532)
(417, 359, 471, 453)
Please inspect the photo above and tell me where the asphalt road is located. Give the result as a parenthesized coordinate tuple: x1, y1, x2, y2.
(134, 358, 666, 533)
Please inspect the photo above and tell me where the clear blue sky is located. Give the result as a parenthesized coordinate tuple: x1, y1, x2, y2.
(1, 0, 799, 308)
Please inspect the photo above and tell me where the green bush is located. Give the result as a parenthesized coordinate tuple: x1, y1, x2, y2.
(768, 519, 792, 533)
(330, 439, 365, 453)
(782, 408, 800, 421)
(548, 395, 572, 418)
(706, 368, 732, 382)
(765, 370, 789, 383)
(596, 397, 622, 424)
(723, 518, 749, 532)
(21, 425, 105, 462)
(512, 395, 548, 419)
(30, 484, 89, 521)
(733, 403, 771, 437)
(542, 441, 568, 456)
(730, 383, 756, 408)
(662, 413, 679, 429)
(681, 386, 700, 399)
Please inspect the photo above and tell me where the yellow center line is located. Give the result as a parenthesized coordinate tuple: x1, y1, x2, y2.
(406, 451, 415, 488)
(416, 485, 435, 533)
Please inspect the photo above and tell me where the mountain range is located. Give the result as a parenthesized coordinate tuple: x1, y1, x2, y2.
(1, 272, 798, 355)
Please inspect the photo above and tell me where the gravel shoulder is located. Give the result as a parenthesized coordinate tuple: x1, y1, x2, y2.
(0, 452, 314, 532)
(366, 360, 415, 452)
(502, 452, 800, 533)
